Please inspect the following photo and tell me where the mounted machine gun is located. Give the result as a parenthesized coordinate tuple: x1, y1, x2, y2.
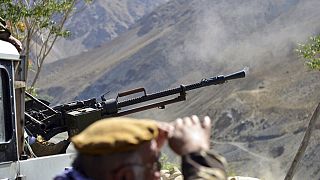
(25, 68, 247, 141)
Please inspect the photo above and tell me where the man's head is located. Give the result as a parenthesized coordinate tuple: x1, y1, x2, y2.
(0, 17, 22, 52)
(71, 117, 170, 180)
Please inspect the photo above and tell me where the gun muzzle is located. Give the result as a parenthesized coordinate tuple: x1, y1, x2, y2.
(224, 67, 248, 81)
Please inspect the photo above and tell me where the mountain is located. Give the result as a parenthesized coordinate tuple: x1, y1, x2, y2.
(47, 0, 169, 62)
(38, 0, 320, 179)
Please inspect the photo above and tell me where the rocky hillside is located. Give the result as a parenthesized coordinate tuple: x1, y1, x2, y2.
(47, 0, 168, 62)
(38, 0, 320, 179)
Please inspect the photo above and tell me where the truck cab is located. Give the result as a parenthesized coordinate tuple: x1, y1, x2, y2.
(0, 39, 74, 179)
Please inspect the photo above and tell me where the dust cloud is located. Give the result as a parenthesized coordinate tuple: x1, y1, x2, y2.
(168, 0, 320, 74)
(165, 0, 320, 179)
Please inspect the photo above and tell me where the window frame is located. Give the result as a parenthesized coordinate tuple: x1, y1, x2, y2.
(1, 66, 13, 141)
(0, 65, 15, 158)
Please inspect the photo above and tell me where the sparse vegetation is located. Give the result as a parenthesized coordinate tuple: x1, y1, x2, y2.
(0, 0, 91, 90)
(226, 164, 237, 177)
(297, 35, 320, 70)
(159, 153, 180, 171)
(25, 86, 53, 103)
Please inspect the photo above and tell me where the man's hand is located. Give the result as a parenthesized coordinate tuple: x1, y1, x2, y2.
(156, 122, 174, 150)
(168, 115, 211, 155)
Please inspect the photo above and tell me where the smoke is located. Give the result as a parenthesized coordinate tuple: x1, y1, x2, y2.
(167, 2, 229, 70)
(174, 10, 227, 63)
(167, 0, 320, 75)
(164, 0, 320, 179)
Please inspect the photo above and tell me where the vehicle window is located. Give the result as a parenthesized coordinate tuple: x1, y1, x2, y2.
(0, 68, 12, 143)
(0, 71, 5, 142)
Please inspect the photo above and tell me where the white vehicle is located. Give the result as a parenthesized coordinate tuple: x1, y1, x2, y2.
(0, 40, 75, 179)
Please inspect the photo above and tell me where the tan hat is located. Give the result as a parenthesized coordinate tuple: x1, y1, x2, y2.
(72, 117, 159, 155)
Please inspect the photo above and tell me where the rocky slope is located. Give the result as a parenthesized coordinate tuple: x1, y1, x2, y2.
(38, 0, 320, 179)
(47, 0, 168, 62)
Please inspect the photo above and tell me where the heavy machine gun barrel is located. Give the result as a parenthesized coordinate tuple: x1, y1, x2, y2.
(117, 69, 246, 108)
(106, 68, 247, 117)
(25, 68, 247, 140)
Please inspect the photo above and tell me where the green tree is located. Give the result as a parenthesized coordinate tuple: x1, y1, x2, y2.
(296, 35, 320, 70)
(0, 0, 91, 89)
